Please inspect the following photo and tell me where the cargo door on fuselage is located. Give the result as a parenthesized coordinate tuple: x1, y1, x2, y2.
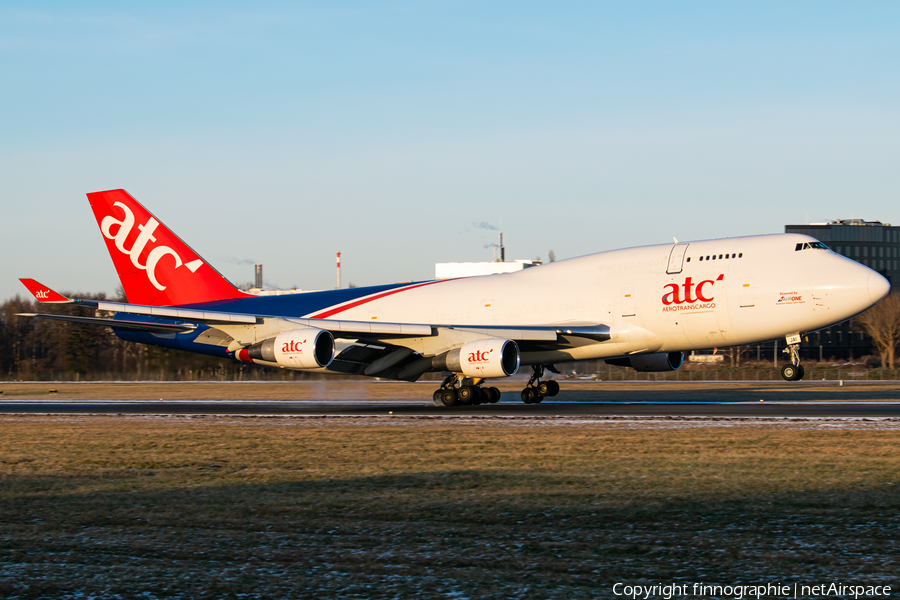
(621, 288, 636, 317)
(481, 298, 497, 324)
(667, 244, 690, 274)
(681, 311, 726, 348)
(739, 278, 755, 308)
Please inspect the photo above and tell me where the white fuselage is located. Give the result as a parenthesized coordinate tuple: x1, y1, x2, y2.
(314, 234, 888, 363)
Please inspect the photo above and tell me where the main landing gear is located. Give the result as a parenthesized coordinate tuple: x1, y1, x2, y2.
(780, 333, 805, 381)
(521, 365, 560, 404)
(432, 374, 501, 407)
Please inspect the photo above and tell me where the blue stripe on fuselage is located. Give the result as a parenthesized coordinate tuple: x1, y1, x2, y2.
(177, 281, 427, 317)
(111, 281, 430, 357)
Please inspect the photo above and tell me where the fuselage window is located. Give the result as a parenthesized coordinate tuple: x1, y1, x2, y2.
(686, 257, 691, 262)
(699, 256, 703, 261)
(712, 255, 716, 260)
(738, 253, 743, 258)
(725, 254, 730, 259)
(706, 255, 710, 260)
(718, 254, 723, 259)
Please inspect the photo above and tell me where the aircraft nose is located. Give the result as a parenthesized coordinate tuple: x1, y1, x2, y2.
(868, 271, 891, 304)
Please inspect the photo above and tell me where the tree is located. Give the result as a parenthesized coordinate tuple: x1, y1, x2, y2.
(853, 293, 900, 368)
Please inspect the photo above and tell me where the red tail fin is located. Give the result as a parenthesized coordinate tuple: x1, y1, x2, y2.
(87, 189, 249, 306)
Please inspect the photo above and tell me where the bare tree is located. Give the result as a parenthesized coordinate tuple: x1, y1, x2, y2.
(853, 293, 900, 368)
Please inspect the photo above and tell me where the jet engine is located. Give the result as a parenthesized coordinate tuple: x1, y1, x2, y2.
(606, 351, 685, 372)
(434, 338, 520, 378)
(237, 328, 335, 369)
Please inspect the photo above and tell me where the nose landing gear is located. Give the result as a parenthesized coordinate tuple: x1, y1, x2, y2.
(521, 365, 561, 404)
(780, 333, 805, 381)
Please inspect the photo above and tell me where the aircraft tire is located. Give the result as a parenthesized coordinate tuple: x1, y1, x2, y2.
(458, 385, 475, 403)
(432, 390, 444, 406)
(532, 393, 544, 404)
(797, 365, 805, 380)
(471, 387, 483, 405)
(487, 387, 501, 403)
(781, 364, 799, 381)
(477, 387, 489, 405)
(439, 389, 458, 407)
(538, 380, 560, 396)
(521, 387, 537, 404)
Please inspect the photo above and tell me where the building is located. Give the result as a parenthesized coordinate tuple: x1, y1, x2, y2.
(786, 219, 900, 284)
(435, 231, 543, 279)
(781, 219, 900, 362)
(435, 259, 542, 279)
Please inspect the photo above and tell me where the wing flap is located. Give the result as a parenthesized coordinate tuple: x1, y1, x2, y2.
(449, 324, 610, 342)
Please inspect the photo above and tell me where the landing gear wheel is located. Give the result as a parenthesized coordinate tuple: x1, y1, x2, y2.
(532, 393, 544, 404)
(487, 387, 501, 403)
(432, 390, 444, 406)
(471, 387, 484, 405)
(780, 335, 804, 382)
(458, 385, 476, 404)
(538, 380, 560, 397)
(521, 388, 537, 404)
(439, 389, 458, 407)
(781, 364, 800, 381)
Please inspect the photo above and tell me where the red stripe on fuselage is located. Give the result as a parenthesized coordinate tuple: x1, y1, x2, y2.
(306, 280, 454, 319)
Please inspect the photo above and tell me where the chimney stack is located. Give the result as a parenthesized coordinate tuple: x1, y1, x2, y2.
(254, 264, 263, 290)
(336, 251, 341, 289)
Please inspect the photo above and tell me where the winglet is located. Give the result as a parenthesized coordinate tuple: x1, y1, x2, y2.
(19, 279, 71, 303)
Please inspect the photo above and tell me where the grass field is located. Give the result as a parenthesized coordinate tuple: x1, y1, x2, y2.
(1, 415, 898, 599)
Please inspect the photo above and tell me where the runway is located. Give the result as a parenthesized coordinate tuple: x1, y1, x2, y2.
(2, 381, 900, 417)
(3, 399, 900, 417)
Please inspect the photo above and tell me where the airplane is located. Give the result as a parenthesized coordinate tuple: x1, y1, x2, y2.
(18, 189, 891, 406)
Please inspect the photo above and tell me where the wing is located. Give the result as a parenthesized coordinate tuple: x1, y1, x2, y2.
(18, 279, 611, 380)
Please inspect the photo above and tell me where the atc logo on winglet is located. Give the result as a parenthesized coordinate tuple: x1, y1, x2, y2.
(19, 279, 70, 303)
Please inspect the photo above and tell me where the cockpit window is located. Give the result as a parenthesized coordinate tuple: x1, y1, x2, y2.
(795, 242, 830, 251)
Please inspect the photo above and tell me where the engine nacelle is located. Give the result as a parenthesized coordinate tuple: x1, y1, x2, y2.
(435, 338, 520, 378)
(239, 328, 335, 369)
(606, 351, 685, 372)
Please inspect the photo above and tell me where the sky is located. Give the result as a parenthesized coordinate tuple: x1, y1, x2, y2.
(1, 1, 898, 300)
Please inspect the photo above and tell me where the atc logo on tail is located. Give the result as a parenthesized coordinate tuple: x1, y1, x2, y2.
(87, 190, 248, 306)
(99, 201, 204, 291)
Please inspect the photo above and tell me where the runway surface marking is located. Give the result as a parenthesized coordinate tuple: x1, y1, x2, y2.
(4, 413, 900, 430)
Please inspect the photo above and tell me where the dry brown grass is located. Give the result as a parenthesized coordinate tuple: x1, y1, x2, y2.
(1, 416, 898, 598)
